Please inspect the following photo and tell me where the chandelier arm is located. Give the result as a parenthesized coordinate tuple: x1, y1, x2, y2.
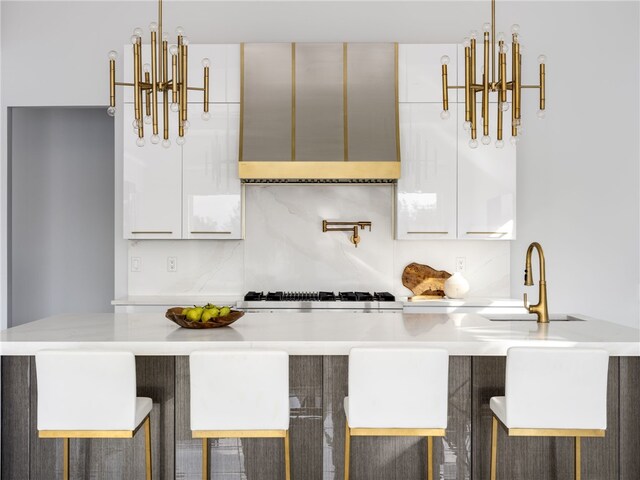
(482, 33, 490, 136)
(109, 59, 116, 108)
(182, 44, 188, 124)
(172, 54, 178, 103)
(204, 66, 210, 113)
(145, 72, 152, 118)
(162, 40, 169, 140)
(464, 47, 471, 122)
(441, 63, 449, 112)
(511, 37, 517, 136)
(497, 101, 503, 141)
(133, 41, 143, 138)
(151, 31, 159, 135)
(539, 64, 545, 111)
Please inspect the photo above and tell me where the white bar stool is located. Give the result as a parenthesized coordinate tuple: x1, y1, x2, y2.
(489, 347, 609, 480)
(190, 350, 291, 480)
(343, 347, 449, 480)
(35, 350, 153, 480)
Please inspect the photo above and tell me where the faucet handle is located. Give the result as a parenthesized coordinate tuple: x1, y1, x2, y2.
(523, 292, 529, 310)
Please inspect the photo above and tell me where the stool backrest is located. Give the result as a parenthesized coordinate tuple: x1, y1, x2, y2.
(36, 350, 137, 431)
(505, 347, 609, 429)
(190, 350, 289, 431)
(348, 347, 449, 428)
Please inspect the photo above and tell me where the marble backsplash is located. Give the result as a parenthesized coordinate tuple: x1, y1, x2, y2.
(128, 185, 510, 298)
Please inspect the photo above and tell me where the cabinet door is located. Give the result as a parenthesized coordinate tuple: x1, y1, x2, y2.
(457, 104, 516, 240)
(182, 104, 243, 239)
(123, 104, 182, 239)
(187, 44, 241, 103)
(396, 104, 457, 240)
(399, 44, 457, 103)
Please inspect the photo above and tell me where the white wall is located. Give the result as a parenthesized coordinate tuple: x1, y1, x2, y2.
(1, 2, 638, 326)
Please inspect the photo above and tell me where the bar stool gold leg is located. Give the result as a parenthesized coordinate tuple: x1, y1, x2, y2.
(284, 430, 291, 480)
(575, 437, 581, 480)
(202, 438, 209, 480)
(144, 416, 152, 480)
(427, 436, 434, 480)
(344, 425, 351, 480)
(63, 438, 70, 480)
(490, 416, 498, 480)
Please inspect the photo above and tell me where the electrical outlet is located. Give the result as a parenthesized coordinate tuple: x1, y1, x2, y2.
(167, 257, 177, 272)
(131, 257, 141, 272)
(456, 257, 466, 272)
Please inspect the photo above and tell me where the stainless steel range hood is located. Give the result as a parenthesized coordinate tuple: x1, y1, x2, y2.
(239, 43, 401, 182)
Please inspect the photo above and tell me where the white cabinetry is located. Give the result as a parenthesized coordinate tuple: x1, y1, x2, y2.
(123, 104, 182, 239)
(182, 104, 243, 239)
(396, 103, 457, 239)
(396, 44, 516, 241)
(398, 44, 457, 103)
(457, 104, 516, 239)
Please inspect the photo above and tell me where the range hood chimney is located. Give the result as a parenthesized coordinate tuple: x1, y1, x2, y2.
(239, 43, 401, 183)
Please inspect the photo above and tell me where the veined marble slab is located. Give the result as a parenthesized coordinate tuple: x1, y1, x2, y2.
(1, 312, 638, 356)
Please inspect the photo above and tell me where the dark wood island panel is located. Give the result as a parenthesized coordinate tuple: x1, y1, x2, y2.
(2, 355, 638, 479)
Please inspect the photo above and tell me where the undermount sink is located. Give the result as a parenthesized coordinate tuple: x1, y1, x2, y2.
(486, 314, 585, 322)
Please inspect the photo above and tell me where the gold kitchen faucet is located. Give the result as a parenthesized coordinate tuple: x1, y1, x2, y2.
(523, 242, 549, 323)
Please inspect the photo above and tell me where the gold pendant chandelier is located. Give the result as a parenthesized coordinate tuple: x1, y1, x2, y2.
(107, 0, 209, 147)
(440, 0, 546, 148)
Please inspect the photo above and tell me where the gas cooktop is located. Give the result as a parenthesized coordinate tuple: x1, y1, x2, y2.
(239, 291, 401, 311)
(243, 291, 396, 302)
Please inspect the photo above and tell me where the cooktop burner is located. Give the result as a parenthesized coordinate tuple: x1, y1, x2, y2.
(243, 291, 395, 302)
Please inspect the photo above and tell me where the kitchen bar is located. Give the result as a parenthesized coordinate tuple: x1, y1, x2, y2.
(1, 312, 639, 479)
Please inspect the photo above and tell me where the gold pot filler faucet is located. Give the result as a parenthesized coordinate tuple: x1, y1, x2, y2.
(322, 221, 372, 247)
(524, 241, 549, 323)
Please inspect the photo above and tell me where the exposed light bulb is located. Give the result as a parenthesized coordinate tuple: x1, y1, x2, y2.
(107, 106, 116, 117)
(144, 115, 152, 125)
(537, 54, 547, 64)
(130, 35, 139, 45)
(143, 63, 151, 73)
(497, 32, 505, 42)
(176, 136, 186, 146)
(170, 103, 179, 112)
(500, 43, 509, 54)
(511, 24, 520, 34)
(470, 30, 478, 40)
(136, 137, 145, 147)
(132, 119, 140, 129)
(175, 26, 185, 36)
(201, 111, 211, 121)
(469, 139, 479, 149)
(162, 139, 171, 149)
(440, 55, 450, 66)
(108, 50, 117, 61)
(169, 45, 178, 56)
(500, 102, 510, 112)
(150, 134, 160, 144)
(133, 27, 143, 37)
(463, 121, 471, 132)
(182, 36, 190, 46)
(495, 140, 505, 149)
(202, 57, 211, 68)
(537, 109, 546, 119)
(483, 22, 491, 33)
(440, 110, 450, 120)
(162, 32, 169, 42)
(481, 135, 491, 145)
(463, 37, 471, 49)
(510, 136, 520, 145)
(183, 120, 190, 130)
(149, 22, 158, 33)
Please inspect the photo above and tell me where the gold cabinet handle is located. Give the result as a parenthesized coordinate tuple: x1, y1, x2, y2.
(190, 231, 232, 234)
(466, 231, 508, 235)
(131, 231, 173, 234)
(407, 231, 449, 235)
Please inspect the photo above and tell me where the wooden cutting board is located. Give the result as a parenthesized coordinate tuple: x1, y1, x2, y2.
(402, 262, 452, 298)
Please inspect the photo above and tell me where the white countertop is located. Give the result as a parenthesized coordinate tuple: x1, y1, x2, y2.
(1, 312, 638, 356)
(401, 297, 524, 307)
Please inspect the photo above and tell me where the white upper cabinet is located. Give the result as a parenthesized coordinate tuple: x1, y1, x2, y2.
(187, 44, 241, 103)
(398, 44, 457, 103)
(396, 103, 457, 239)
(457, 103, 516, 240)
(123, 104, 182, 239)
(123, 44, 240, 104)
(182, 104, 243, 239)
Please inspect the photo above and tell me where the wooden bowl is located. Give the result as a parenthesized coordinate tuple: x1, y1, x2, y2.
(165, 307, 244, 329)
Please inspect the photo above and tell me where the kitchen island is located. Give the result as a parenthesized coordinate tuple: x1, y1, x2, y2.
(2, 312, 639, 479)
